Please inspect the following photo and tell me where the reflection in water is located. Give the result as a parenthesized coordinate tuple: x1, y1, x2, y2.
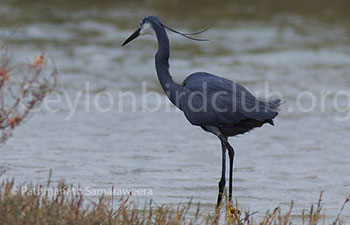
(1, 0, 350, 221)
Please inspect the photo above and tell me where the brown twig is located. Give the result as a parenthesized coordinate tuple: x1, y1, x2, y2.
(0, 37, 57, 144)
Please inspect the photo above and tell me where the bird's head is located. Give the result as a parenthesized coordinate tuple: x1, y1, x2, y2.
(121, 15, 210, 46)
(121, 16, 160, 47)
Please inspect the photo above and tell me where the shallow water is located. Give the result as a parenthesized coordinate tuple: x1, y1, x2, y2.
(1, 0, 350, 221)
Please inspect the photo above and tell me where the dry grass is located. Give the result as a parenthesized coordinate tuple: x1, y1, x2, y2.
(0, 174, 349, 225)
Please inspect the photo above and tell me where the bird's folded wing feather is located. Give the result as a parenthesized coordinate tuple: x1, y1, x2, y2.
(180, 72, 277, 126)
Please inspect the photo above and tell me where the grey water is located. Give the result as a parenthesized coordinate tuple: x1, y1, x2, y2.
(1, 0, 350, 221)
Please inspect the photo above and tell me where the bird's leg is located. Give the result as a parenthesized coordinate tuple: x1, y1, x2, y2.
(203, 126, 231, 204)
(217, 136, 234, 202)
(225, 141, 235, 202)
(219, 137, 241, 222)
(204, 125, 240, 221)
(217, 139, 226, 207)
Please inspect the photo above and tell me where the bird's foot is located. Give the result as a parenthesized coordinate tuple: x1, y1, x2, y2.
(226, 202, 242, 225)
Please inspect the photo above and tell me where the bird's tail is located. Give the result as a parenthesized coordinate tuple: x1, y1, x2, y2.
(268, 95, 284, 112)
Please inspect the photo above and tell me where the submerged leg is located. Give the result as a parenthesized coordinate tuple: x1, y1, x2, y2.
(217, 139, 226, 207)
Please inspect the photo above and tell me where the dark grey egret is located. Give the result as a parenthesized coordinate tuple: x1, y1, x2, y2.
(122, 16, 282, 207)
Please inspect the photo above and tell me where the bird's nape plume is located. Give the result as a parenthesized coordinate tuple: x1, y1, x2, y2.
(182, 25, 214, 36)
(161, 23, 210, 41)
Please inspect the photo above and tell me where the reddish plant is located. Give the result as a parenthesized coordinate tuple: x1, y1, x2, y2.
(0, 38, 57, 144)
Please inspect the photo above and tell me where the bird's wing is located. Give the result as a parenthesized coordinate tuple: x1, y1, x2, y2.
(179, 72, 278, 126)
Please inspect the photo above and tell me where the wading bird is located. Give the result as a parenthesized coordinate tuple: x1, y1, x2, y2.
(122, 16, 282, 207)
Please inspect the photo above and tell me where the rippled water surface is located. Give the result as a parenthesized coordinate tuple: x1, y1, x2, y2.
(1, 0, 350, 221)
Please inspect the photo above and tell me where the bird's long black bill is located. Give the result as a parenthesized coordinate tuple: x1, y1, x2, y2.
(121, 28, 141, 46)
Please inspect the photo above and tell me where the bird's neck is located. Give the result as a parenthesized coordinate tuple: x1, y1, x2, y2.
(153, 24, 180, 107)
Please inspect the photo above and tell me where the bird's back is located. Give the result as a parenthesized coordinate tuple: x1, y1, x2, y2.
(178, 72, 282, 136)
